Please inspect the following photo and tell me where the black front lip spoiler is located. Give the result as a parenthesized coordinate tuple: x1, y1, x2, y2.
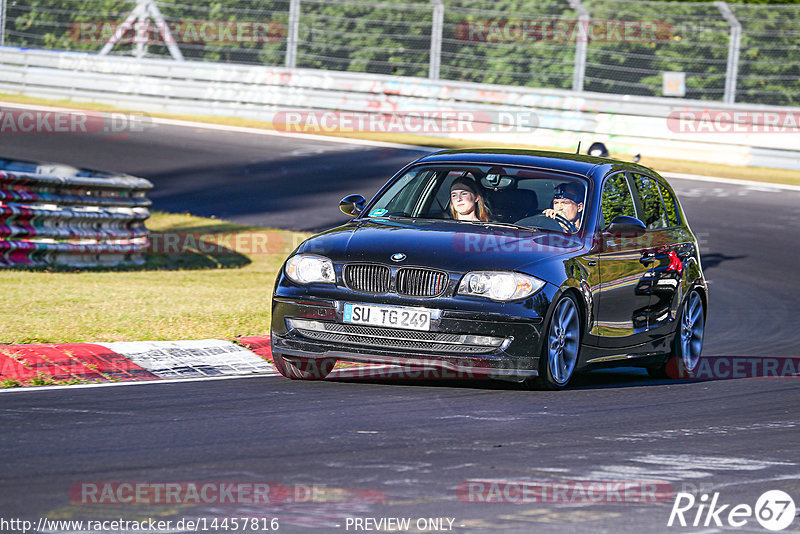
(272, 342, 538, 382)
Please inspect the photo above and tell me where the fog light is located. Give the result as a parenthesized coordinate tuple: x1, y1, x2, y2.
(286, 318, 326, 331)
(463, 334, 505, 347)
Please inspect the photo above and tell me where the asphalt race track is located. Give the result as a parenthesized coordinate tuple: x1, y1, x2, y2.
(2, 116, 800, 533)
(0, 118, 426, 232)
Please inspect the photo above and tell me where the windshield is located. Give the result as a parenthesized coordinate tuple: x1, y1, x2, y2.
(365, 164, 588, 234)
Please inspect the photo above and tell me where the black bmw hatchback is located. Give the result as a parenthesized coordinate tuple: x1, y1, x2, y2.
(271, 149, 707, 389)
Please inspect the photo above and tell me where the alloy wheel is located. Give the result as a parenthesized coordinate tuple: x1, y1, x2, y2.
(679, 291, 705, 372)
(548, 296, 581, 385)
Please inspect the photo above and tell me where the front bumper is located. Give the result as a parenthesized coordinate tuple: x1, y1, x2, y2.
(270, 293, 550, 380)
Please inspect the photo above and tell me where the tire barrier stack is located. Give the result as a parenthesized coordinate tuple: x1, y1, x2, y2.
(0, 158, 152, 267)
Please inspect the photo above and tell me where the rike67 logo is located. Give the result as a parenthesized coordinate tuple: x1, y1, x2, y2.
(668, 490, 796, 531)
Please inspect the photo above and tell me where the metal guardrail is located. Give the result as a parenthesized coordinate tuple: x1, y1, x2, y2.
(0, 158, 152, 267)
(1, 47, 798, 171)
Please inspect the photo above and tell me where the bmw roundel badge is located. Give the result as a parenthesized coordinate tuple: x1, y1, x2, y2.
(391, 253, 407, 262)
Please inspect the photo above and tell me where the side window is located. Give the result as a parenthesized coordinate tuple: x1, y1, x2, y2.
(631, 173, 667, 229)
(601, 173, 636, 227)
(657, 181, 680, 227)
(370, 169, 434, 216)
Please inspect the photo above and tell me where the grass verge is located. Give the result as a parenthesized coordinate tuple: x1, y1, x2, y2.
(1, 375, 101, 388)
(2, 93, 800, 187)
(0, 211, 308, 344)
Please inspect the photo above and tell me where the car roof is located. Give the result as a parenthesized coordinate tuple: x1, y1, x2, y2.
(414, 148, 656, 183)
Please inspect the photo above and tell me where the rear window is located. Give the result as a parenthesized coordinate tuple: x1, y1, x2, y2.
(601, 173, 636, 227)
(657, 181, 681, 227)
(631, 173, 668, 229)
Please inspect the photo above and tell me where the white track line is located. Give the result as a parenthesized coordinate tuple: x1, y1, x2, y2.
(151, 116, 440, 152)
(0, 372, 281, 395)
(3, 100, 797, 190)
(0, 100, 437, 152)
(662, 171, 800, 192)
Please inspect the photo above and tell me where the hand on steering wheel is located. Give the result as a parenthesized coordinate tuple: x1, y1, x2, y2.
(542, 209, 578, 233)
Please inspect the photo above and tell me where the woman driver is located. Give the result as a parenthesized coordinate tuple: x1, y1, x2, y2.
(449, 176, 491, 222)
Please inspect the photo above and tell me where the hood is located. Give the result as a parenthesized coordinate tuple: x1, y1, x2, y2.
(299, 218, 584, 276)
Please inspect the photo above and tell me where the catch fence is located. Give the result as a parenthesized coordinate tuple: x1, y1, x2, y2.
(1, 0, 798, 106)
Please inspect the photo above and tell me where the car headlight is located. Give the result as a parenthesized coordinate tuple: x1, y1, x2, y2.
(285, 254, 335, 284)
(458, 271, 545, 301)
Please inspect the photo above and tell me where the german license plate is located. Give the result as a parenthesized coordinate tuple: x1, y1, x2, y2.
(343, 303, 431, 331)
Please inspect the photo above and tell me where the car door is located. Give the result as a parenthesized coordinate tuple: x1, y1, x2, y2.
(629, 172, 686, 337)
(594, 171, 653, 348)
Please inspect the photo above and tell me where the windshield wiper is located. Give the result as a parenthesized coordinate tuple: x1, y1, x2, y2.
(366, 217, 555, 233)
(460, 220, 539, 231)
(472, 220, 577, 235)
(364, 215, 411, 221)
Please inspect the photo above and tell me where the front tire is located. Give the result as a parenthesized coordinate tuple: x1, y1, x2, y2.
(272, 353, 336, 380)
(527, 293, 582, 390)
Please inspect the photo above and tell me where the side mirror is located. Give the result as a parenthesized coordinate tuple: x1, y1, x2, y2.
(339, 194, 366, 217)
(604, 215, 646, 237)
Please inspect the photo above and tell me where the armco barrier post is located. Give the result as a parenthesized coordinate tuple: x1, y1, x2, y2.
(715, 1, 741, 105)
(567, 0, 589, 93)
(0, 159, 153, 268)
(0, 0, 6, 47)
(429, 0, 443, 80)
(286, 0, 300, 69)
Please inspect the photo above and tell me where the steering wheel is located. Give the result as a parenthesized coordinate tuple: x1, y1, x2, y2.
(523, 213, 578, 233)
(553, 213, 578, 233)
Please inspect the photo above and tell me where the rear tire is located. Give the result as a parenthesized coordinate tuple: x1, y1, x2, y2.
(272, 353, 336, 380)
(526, 293, 582, 390)
(648, 289, 705, 379)
(646, 364, 669, 379)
